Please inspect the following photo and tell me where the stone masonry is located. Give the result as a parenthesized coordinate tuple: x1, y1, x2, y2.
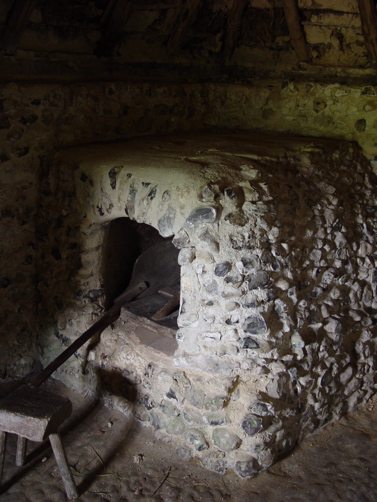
(2, 78, 377, 381)
(37, 133, 377, 478)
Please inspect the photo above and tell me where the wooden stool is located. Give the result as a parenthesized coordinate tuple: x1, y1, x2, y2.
(0, 385, 78, 500)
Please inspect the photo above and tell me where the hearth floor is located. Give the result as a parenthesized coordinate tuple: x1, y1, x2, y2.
(0, 379, 376, 502)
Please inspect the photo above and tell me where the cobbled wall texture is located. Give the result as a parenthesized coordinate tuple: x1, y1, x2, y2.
(37, 134, 377, 478)
(0, 81, 210, 379)
(2, 79, 377, 380)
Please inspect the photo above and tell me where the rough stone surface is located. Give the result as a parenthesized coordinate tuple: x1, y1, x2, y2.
(2, 75, 377, 378)
(242, 316, 268, 335)
(2, 1, 377, 480)
(32, 133, 377, 479)
(212, 428, 241, 452)
(1, 125, 376, 478)
(242, 414, 263, 436)
(2, 379, 377, 502)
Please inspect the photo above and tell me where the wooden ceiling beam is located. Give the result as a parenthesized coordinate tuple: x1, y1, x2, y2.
(282, 0, 311, 63)
(357, 0, 377, 68)
(96, 0, 133, 57)
(1, 0, 36, 55)
(222, 0, 248, 63)
(100, 0, 118, 27)
(167, 0, 201, 55)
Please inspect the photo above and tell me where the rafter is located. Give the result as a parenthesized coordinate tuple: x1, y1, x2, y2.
(167, 0, 201, 55)
(282, 0, 311, 63)
(357, 0, 377, 67)
(222, 0, 248, 63)
(1, 0, 36, 55)
(96, 0, 133, 57)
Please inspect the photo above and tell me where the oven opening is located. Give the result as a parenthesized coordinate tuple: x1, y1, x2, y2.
(102, 218, 180, 331)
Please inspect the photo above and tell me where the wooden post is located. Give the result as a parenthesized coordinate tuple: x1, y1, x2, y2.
(15, 436, 27, 466)
(1, 0, 36, 55)
(357, 0, 377, 67)
(282, 0, 311, 62)
(49, 433, 78, 500)
(222, 0, 248, 63)
(0, 432, 6, 484)
(96, 0, 132, 57)
(167, 0, 201, 55)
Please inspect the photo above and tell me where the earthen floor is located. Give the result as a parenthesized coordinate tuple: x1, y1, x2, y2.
(0, 380, 376, 502)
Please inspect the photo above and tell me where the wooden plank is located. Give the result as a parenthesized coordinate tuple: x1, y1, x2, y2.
(0, 55, 376, 85)
(357, 0, 377, 67)
(100, 0, 118, 26)
(49, 433, 78, 500)
(102, 0, 132, 36)
(15, 436, 27, 466)
(152, 291, 180, 320)
(282, 0, 311, 62)
(96, 0, 133, 57)
(0, 432, 6, 485)
(222, 0, 248, 63)
(167, 0, 201, 55)
(1, 0, 36, 55)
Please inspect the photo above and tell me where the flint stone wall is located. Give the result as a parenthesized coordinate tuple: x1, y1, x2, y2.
(2, 79, 377, 380)
(39, 133, 377, 478)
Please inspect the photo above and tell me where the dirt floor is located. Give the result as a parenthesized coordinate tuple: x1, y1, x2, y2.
(0, 380, 376, 502)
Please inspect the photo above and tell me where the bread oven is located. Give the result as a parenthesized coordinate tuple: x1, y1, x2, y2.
(37, 134, 377, 478)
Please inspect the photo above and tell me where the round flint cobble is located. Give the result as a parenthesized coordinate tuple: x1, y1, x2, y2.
(185, 387, 205, 408)
(247, 271, 270, 289)
(214, 261, 231, 277)
(243, 316, 268, 335)
(201, 453, 227, 475)
(207, 414, 226, 426)
(225, 212, 248, 226)
(173, 229, 190, 248)
(150, 411, 166, 430)
(249, 402, 273, 416)
(187, 206, 217, 225)
(225, 274, 243, 286)
(187, 429, 208, 451)
(242, 254, 260, 270)
(199, 229, 219, 253)
(242, 414, 263, 436)
(204, 396, 227, 411)
(242, 337, 260, 349)
(158, 206, 176, 236)
(166, 416, 185, 435)
(178, 247, 196, 265)
(212, 428, 241, 452)
(160, 403, 179, 416)
(235, 458, 259, 478)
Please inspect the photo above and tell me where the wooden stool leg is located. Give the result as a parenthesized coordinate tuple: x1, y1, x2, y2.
(0, 431, 7, 484)
(49, 433, 78, 500)
(16, 436, 27, 466)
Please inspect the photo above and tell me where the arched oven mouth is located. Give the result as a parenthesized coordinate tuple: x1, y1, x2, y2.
(117, 240, 180, 330)
(102, 218, 180, 331)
